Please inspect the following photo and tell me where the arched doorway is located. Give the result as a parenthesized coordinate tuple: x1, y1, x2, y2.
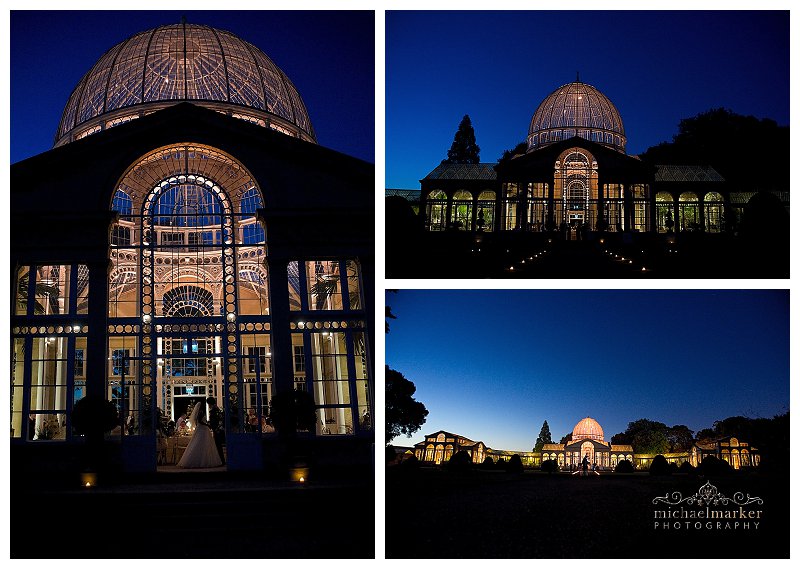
(581, 441, 594, 466)
(555, 149, 598, 230)
(109, 143, 269, 469)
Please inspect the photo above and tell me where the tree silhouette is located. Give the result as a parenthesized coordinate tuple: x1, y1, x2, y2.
(667, 424, 694, 452)
(386, 366, 429, 444)
(533, 420, 553, 452)
(497, 140, 528, 165)
(639, 108, 788, 193)
(444, 115, 480, 164)
(621, 418, 669, 455)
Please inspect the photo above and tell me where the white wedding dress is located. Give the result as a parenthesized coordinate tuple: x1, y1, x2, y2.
(177, 402, 222, 468)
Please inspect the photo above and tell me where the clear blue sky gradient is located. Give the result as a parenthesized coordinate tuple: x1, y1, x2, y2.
(10, 10, 375, 164)
(386, 290, 789, 451)
(386, 10, 789, 189)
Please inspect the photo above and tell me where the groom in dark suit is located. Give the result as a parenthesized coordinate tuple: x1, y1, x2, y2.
(206, 397, 225, 465)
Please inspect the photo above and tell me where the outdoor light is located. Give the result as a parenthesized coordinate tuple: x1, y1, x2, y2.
(227, 313, 236, 322)
(142, 314, 151, 323)
(80, 472, 98, 488)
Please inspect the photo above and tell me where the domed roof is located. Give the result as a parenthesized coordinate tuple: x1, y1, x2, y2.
(572, 417, 604, 442)
(527, 80, 625, 153)
(55, 23, 315, 146)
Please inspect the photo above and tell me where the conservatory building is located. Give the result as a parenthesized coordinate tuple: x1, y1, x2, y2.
(11, 23, 374, 473)
(419, 79, 733, 234)
(413, 417, 758, 471)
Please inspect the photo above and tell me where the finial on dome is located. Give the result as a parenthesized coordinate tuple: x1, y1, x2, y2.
(576, 71, 580, 83)
(181, 15, 187, 25)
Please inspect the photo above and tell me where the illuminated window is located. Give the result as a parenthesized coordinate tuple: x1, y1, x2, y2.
(704, 192, 724, 233)
(679, 192, 699, 231)
(426, 190, 447, 231)
(656, 192, 675, 233)
(450, 190, 473, 231)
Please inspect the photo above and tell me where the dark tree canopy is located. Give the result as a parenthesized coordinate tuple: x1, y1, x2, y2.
(696, 428, 716, 441)
(497, 141, 528, 165)
(622, 419, 670, 455)
(639, 108, 789, 192)
(385, 365, 429, 444)
(611, 432, 631, 445)
(533, 420, 553, 452)
(667, 424, 695, 452)
(559, 433, 572, 445)
(386, 289, 398, 333)
(444, 114, 480, 164)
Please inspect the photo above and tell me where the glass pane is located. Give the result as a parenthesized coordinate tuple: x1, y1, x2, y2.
(288, 261, 302, 311)
(34, 265, 71, 315)
(13, 339, 25, 385)
(346, 261, 362, 310)
(15, 266, 30, 315)
(306, 261, 344, 311)
(11, 387, 24, 438)
(318, 408, 352, 436)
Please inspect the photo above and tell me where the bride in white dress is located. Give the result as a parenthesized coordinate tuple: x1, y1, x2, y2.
(177, 401, 223, 468)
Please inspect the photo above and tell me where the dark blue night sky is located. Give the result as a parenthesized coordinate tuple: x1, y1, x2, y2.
(386, 290, 789, 451)
(386, 10, 789, 189)
(10, 10, 375, 164)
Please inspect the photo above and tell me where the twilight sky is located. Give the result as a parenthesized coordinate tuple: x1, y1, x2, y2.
(386, 290, 789, 451)
(386, 10, 789, 189)
(10, 10, 375, 164)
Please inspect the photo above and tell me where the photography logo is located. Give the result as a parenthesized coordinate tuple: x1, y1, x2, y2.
(652, 480, 763, 531)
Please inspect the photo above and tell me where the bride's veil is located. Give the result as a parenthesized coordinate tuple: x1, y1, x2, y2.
(189, 401, 204, 428)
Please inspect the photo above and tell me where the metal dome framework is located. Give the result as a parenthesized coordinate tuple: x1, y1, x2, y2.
(56, 23, 315, 146)
(572, 416, 605, 442)
(528, 81, 626, 152)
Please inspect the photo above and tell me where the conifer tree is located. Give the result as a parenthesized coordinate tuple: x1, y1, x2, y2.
(444, 114, 480, 164)
(534, 420, 553, 452)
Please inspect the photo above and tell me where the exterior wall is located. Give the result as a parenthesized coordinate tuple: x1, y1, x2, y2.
(11, 105, 375, 474)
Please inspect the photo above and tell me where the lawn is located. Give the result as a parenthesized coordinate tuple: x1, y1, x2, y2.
(385, 467, 788, 558)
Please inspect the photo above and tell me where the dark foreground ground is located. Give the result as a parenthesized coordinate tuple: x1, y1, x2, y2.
(13, 470, 374, 558)
(386, 468, 789, 558)
(385, 230, 788, 279)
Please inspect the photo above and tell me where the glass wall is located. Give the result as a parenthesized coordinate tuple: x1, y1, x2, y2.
(11, 263, 90, 441)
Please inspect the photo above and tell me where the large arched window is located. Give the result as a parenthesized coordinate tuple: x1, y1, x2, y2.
(450, 190, 473, 231)
(554, 148, 598, 229)
(656, 192, 675, 233)
(109, 144, 269, 440)
(476, 191, 496, 232)
(679, 192, 699, 231)
(704, 192, 724, 233)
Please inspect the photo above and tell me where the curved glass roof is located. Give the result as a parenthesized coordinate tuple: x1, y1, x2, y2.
(572, 416, 605, 442)
(528, 81, 625, 152)
(56, 23, 315, 146)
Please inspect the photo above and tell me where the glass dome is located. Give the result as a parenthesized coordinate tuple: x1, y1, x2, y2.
(572, 417, 605, 442)
(527, 80, 625, 152)
(55, 23, 315, 146)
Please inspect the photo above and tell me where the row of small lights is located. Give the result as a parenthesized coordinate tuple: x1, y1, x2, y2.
(598, 239, 649, 273)
(506, 248, 551, 273)
(503, 238, 554, 273)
